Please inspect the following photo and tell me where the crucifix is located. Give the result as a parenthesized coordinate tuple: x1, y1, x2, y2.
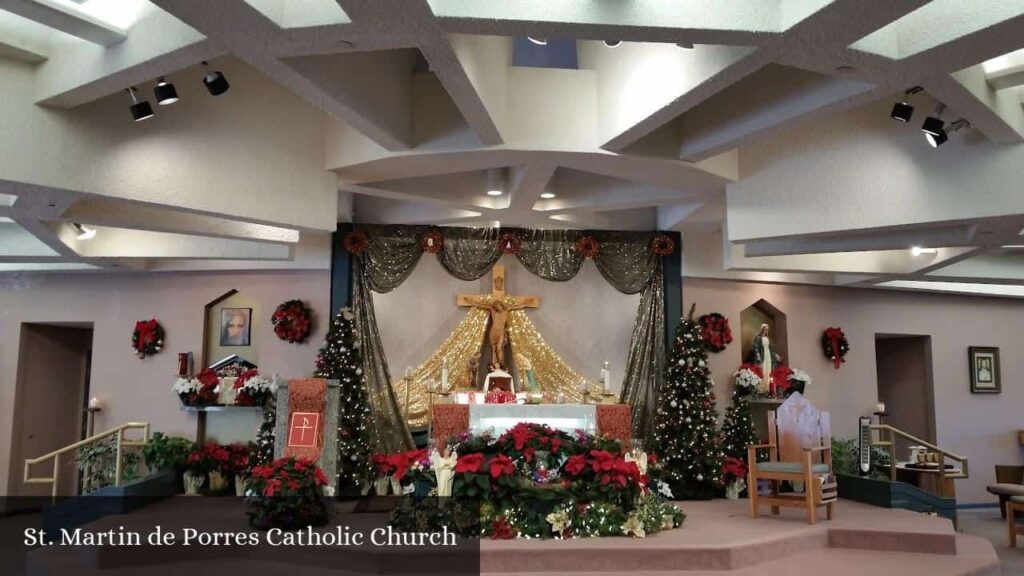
(457, 264, 540, 366)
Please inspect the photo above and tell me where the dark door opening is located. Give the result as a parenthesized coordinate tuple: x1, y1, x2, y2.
(875, 334, 936, 457)
(7, 323, 93, 500)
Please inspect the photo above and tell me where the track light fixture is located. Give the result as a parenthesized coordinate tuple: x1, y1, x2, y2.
(201, 61, 230, 96)
(890, 86, 922, 122)
(72, 223, 96, 240)
(126, 87, 154, 121)
(604, 40, 621, 47)
(154, 76, 178, 105)
(926, 118, 969, 148)
(921, 103, 945, 137)
(526, 37, 547, 46)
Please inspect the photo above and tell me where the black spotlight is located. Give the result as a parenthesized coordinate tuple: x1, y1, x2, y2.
(891, 101, 913, 122)
(921, 116, 944, 137)
(891, 86, 922, 122)
(154, 76, 178, 105)
(126, 87, 154, 122)
(201, 61, 229, 96)
(925, 129, 948, 147)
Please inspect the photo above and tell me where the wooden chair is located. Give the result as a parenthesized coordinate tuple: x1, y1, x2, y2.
(1008, 495, 1024, 547)
(747, 392, 837, 524)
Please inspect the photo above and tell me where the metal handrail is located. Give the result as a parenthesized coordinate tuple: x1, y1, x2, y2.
(868, 424, 968, 490)
(23, 422, 150, 501)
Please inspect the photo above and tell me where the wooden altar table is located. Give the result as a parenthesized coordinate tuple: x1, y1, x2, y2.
(431, 403, 632, 445)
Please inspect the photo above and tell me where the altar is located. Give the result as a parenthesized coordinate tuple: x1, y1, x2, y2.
(431, 402, 632, 445)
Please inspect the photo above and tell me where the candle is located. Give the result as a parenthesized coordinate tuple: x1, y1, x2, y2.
(441, 363, 449, 392)
(601, 361, 611, 392)
(875, 401, 886, 414)
(88, 397, 102, 410)
(405, 366, 413, 379)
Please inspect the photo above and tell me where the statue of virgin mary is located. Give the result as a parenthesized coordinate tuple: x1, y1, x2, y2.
(751, 323, 781, 393)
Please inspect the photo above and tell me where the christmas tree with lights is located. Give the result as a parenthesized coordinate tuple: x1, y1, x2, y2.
(252, 401, 276, 467)
(720, 384, 758, 462)
(652, 304, 724, 500)
(315, 307, 374, 497)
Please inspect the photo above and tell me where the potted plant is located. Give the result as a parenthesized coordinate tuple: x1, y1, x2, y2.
(234, 370, 279, 407)
(173, 368, 221, 407)
(722, 457, 748, 499)
(371, 453, 396, 495)
(186, 443, 231, 494)
(183, 448, 207, 496)
(246, 457, 330, 530)
(143, 433, 195, 475)
(229, 443, 252, 496)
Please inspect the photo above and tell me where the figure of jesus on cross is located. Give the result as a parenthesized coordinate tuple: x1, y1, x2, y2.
(457, 264, 539, 368)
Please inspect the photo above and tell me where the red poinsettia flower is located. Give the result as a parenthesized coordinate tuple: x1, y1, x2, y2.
(723, 457, 748, 479)
(564, 454, 587, 476)
(264, 478, 282, 497)
(589, 450, 616, 472)
(455, 453, 484, 474)
(489, 454, 515, 478)
(490, 517, 516, 540)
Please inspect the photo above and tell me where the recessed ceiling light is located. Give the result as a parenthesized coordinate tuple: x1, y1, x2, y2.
(72, 223, 96, 240)
(527, 37, 547, 46)
(540, 192, 555, 199)
(126, 87, 153, 122)
(911, 246, 937, 256)
(154, 76, 178, 105)
(486, 168, 506, 196)
(1002, 245, 1024, 249)
(834, 65, 855, 74)
(604, 40, 620, 48)
(675, 42, 694, 49)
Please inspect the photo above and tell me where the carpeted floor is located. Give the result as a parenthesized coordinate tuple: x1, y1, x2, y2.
(958, 507, 1024, 574)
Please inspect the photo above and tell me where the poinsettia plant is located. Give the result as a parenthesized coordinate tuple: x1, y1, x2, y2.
(173, 368, 220, 406)
(246, 457, 330, 530)
(186, 442, 231, 475)
(233, 369, 278, 406)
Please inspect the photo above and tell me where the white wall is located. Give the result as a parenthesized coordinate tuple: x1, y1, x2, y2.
(374, 255, 639, 392)
(0, 57, 338, 231)
(684, 277, 1024, 505)
(0, 270, 330, 495)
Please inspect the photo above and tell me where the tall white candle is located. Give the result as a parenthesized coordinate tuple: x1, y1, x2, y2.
(601, 361, 611, 392)
(441, 363, 449, 392)
(875, 401, 886, 414)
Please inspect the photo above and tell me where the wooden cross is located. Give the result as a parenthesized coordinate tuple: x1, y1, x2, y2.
(457, 264, 540, 367)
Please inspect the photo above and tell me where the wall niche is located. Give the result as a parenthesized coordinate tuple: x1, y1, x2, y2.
(203, 289, 261, 369)
(739, 299, 788, 365)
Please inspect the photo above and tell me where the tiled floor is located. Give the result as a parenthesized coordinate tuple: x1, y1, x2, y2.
(958, 508, 1024, 575)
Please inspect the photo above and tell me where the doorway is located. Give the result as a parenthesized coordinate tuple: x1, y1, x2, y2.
(7, 323, 93, 499)
(875, 334, 936, 457)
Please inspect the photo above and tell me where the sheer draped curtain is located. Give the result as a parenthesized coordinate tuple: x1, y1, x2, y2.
(351, 225, 671, 449)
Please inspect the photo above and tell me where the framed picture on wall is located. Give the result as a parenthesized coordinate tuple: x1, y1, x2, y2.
(969, 346, 1000, 394)
(220, 307, 252, 347)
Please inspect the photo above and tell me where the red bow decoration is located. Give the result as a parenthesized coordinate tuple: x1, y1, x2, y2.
(825, 327, 845, 369)
(136, 320, 157, 347)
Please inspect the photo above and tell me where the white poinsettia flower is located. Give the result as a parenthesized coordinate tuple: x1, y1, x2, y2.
(621, 513, 645, 538)
(733, 368, 761, 389)
(662, 515, 675, 530)
(788, 369, 812, 386)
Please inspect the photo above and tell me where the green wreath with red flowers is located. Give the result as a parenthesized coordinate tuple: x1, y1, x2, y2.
(271, 299, 312, 344)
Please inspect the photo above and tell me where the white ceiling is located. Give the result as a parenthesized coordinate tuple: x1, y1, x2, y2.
(2, 1, 1024, 296)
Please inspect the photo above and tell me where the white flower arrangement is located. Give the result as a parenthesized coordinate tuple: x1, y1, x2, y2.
(788, 369, 812, 386)
(171, 377, 201, 396)
(238, 373, 281, 396)
(655, 479, 674, 500)
(734, 368, 761, 390)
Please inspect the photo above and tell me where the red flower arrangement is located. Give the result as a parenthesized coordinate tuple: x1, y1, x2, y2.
(490, 516, 517, 540)
(498, 232, 522, 255)
(575, 235, 600, 259)
(651, 234, 676, 256)
(246, 457, 330, 530)
(343, 229, 369, 254)
(132, 319, 164, 358)
(722, 456, 748, 482)
(698, 312, 733, 353)
(420, 229, 444, 254)
(485, 388, 516, 404)
(186, 442, 232, 475)
(770, 365, 794, 396)
(272, 299, 312, 343)
(179, 368, 220, 407)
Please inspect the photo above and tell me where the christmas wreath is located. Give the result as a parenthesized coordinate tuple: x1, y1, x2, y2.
(498, 232, 522, 255)
(343, 229, 369, 254)
(575, 235, 600, 259)
(698, 312, 732, 352)
(272, 299, 312, 343)
(822, 327, 850, 369)
(651, 234, 676, 256)
(420, 229, 444, 254)
(132, 319, 164, 358)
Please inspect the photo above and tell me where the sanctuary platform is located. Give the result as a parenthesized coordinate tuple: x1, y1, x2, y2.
(16, 497, 999, 576)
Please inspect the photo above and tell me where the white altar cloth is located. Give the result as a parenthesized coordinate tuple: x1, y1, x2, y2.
(469, 404, 597, 436)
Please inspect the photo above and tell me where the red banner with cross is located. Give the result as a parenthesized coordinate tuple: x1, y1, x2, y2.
(285, 378, 327, 462)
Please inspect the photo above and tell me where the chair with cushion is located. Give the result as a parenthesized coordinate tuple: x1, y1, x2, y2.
(747, 392, 837, 524)
(988, 465, 1024, 518)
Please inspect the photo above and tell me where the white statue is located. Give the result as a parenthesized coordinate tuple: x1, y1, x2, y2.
(431, 449, 457, 498)
(625, 449, 648, 476)
(751, 323, 781, 393)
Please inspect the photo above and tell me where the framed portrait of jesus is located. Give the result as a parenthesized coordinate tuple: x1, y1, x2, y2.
(969, 346, 1000, 394)
(220, 307, 252, 347)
